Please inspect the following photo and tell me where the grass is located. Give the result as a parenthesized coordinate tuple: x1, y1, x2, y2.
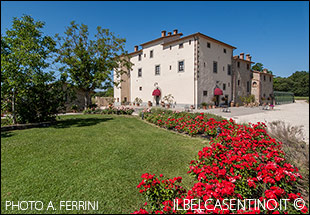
(1, 114, 206, 214)
(294, 96, 309, 101)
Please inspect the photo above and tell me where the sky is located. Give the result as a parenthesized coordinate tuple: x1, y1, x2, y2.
(1, 1, 309, 78)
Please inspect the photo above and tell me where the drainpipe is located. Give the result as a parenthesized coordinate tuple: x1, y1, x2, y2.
(194, 36, 198, 109)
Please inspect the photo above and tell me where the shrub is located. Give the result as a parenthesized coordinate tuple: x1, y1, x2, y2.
(83, 106, 134, 115)
(133, 117, 308, 214)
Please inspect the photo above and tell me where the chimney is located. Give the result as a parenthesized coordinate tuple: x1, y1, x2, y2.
(173, 29, 178, 35)
(161, 30, 166, 37)
(134, 45, 138, 52)
(167, 32, 172, 36)
(240, 53, 244, 60)
(246, 54, 251, 61)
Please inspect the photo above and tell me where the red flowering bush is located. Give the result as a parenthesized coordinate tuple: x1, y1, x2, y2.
(133, 110, 308, 214)
(136, 173, 186, 213)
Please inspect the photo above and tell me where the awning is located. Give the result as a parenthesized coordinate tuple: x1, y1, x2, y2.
(214, 88, 223, 96)
(152, 89, 161, 96)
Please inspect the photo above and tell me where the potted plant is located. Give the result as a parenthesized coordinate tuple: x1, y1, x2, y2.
(134, 97, 142, 106)
(201, 102, 207, 110)
(162, 94, 174, 109)
(211, 96, 217, 108)
(71, 104, 78, 113)
(261, 96, 266, 106)
(147, 101, 152, 107)
(161, 101, 165, 107)
(208, 103, 212, 109)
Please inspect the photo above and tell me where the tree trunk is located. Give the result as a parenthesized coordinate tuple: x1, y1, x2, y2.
(84, 91, 89, 110)
(12, 88, 17, 124)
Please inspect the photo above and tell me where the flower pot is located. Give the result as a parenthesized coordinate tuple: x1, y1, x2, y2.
(203, 106, 207, 110)
(166, 104, 170, 108)
(208, 105, 212, 109)
(137, 104, 140, 107)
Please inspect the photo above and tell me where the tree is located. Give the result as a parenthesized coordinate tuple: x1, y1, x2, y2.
(273, 71, 309, 97)
(56, 21, 132, 110)
(252, 63, 264, 71)
(1, 15, 66, 124)
(288, 71, 309, 96)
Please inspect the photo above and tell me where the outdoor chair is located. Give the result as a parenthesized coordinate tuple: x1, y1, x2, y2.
(221, 105, 231, 113)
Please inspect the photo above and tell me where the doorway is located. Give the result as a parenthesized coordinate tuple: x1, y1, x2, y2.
(155, 96, 160, 106)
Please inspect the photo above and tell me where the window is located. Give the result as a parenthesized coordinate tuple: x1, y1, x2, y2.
(227, 64, 231, 75)
(139, 87, 142, 91)
(155, 65, 160, 75)
(169, 65, 172, 70)
(207, 42, 211, 48)
(238, 80, 240, 86)
(228, 83, 230, 87)
(144, 54, 146, 57)
(170, 46, 172, 50)
(264, 75, 266, 81)
(204, 62, 206, 67)
(117, 98, 119, 102)
(247, 81, 250, 92)
(138, 68, 142, 77)
(247, 64, 250, 70)
(150, 50, 153, 58)
(178, 60, 184, 72)
(223, 66, 225, 71)
(138, 54, 141, 61)
(223, 48, 226, 53)
(269, 76, 272, 82)
(213, 61, 218, 73)
(203, 91, 208, 96)
(237, 62, 240, 68)
(223, 83, 226, 91)
(189, 40, 191, 45)
(124, 97, 127, 102)
(179, 43, 183, 49)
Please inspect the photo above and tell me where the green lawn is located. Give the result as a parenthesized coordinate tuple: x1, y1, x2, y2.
(294, 96, 309, 100)
(1, 114, 206, 214)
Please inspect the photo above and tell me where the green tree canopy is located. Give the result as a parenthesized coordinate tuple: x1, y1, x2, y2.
(252, 63, 264, 72)
(55, 21, 132, 109)
(274, 71, 309, 97)
(1, 15, 66, 123)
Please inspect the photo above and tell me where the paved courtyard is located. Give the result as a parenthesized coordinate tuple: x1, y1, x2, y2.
(195, 100, 309, 144)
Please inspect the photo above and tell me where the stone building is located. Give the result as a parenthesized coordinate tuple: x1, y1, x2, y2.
(251, 69, 274, 104)
(114, 30, 273, 108)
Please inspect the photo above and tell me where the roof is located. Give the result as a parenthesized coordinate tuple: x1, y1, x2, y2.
(128, 31, 236, 56)
(252, 70, 274, 77)
(162, 32, 236, 49)
(139, 33, 183, 47)
(233, 55, 255, 64)
(128, 49, 142, 56)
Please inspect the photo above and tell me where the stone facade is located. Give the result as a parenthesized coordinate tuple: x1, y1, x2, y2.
(251, 69, 274, 104)
(63, 84, 93, 112)
(114, 30, 273, 108)
(232, 54, 254, 105)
